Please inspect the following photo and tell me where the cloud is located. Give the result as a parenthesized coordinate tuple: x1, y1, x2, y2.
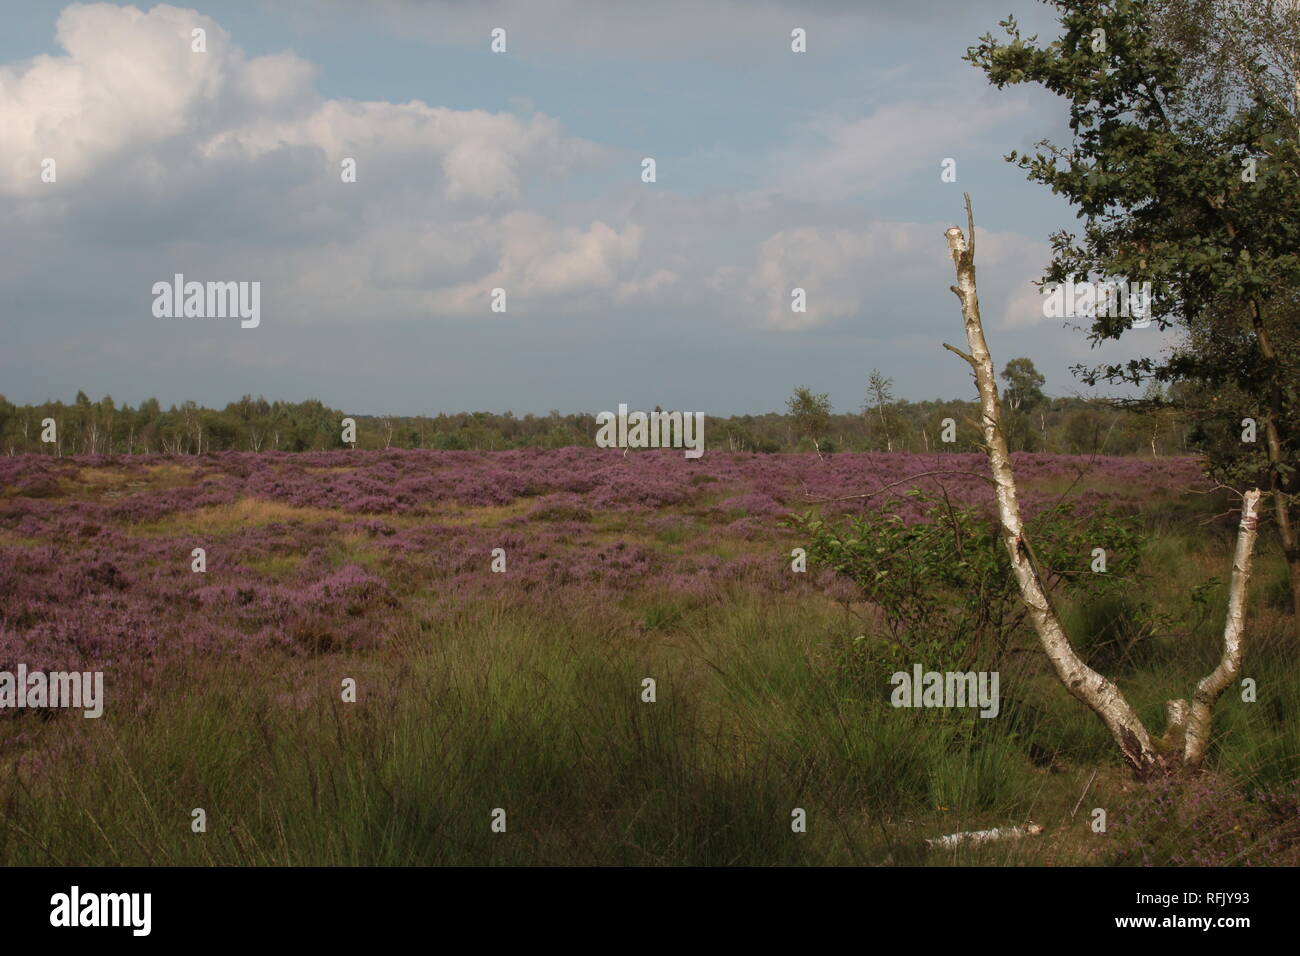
(339, 0, 983, 61)
(0, 4, 605, 206)
(1001, 279, 1052, 330)
(1, 4, 1031, 332)
(0, 1, 1084, 416)
(0, 3, 635, 323)
(733, 218, 1045, 331)
(1, 4, 295, 196)
(741, 223, 931, 329)
(422, 213, 648, 314)
(771, 99, 1031, 202)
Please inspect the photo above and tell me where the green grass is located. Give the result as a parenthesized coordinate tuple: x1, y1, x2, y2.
(2, 574, 1293, 865)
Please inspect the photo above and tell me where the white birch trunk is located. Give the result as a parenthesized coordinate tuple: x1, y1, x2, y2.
(942, 193, 1263, 776)
(1184, 489, 1262, 767)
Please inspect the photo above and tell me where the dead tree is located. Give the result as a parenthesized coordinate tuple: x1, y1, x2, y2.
(943, 193, 1263, 777)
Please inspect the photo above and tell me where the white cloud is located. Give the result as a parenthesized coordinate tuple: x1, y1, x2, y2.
(752, 225, 922, 329)
(0, 3, 639, 322)
(0, 4, 231, 192)
(0, 1, 1053, 352)
(0, 4, 605, 204)
(1001, 279, 1052, 329)
(771, 99, 1031, 202)
(422, 213, 647, 314)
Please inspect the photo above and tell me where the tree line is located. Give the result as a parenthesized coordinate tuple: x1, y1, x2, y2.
(0, 359, 1225, 459)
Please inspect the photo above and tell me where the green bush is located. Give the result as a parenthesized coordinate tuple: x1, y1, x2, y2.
(790, 492, 1145, 670)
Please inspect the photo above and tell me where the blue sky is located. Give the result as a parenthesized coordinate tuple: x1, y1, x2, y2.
(0, 0, 1170, 416)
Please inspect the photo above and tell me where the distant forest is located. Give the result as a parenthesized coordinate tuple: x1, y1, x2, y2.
(0, 382, 1211, 460)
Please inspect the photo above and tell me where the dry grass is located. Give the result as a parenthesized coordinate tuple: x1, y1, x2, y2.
(429, 500, 536, 527)
(0, 529, 46, 549)
(129, 497, 347, 536)
(140, 462, 203, 482)
(74, 467, 137, 486)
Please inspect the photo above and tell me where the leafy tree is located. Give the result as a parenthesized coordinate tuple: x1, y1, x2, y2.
(864, 369, 898, 451)
(1000, 357, 1048, 452)
(1001, 358, 1047, 411)
(968, 0, 1300, 618)
(1149, 0, 1300, 135)
(786, 386, 832, 458)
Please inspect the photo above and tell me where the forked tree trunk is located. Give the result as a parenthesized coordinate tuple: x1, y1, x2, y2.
(942, 193, 1263, 777)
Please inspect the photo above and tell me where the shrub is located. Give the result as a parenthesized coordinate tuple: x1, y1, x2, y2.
(790, 491, 1144, 669)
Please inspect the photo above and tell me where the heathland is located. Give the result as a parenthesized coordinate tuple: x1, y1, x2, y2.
(0, 449, 1295, 865)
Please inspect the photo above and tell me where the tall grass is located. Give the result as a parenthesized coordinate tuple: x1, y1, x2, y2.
(5, 572, 1291, 866)
(2, 460, 1297, 867)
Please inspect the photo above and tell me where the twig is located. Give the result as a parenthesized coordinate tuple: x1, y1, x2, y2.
(1070, 769, 1099, 820)
(802, 470, 995, 503)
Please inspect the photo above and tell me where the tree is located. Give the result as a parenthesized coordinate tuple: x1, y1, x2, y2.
(786, 387, 832, 459)
(1000, 357, 1048, 452)
(864, 369, 898, 451)
(1149, 0, 1300, 136)
(943, 192, 1262, 776)
(968, 0, 1300, 620)
(0, 395, 14, 456)
(1000, 358, 1046, 412)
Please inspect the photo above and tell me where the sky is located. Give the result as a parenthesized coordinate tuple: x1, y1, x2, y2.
(0, 0, 1175, 416)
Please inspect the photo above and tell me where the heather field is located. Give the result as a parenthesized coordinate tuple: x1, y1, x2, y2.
(0, 449, 1296, 866)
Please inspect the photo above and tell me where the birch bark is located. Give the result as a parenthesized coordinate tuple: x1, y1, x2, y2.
(943, 193, 1263, 776)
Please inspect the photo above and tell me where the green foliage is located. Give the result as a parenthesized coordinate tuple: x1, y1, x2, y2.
(790, 492, 1143, 670)
(0, 389, 1236, 457)
(968, 0, 1300, 609)
(1001, 358, 1046, 412)
(864, 369, 900, 451)
(1000, 359, 1047, 451)
(969, 2, 1300, 351)
(1063, 592, 1158, 674)
(786, 386, 832, 453)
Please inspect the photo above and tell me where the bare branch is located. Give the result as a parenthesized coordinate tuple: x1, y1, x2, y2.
(925, 822, 1042, 850)
(942, 342, 977, 367)
(801, 470, 996, 503)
